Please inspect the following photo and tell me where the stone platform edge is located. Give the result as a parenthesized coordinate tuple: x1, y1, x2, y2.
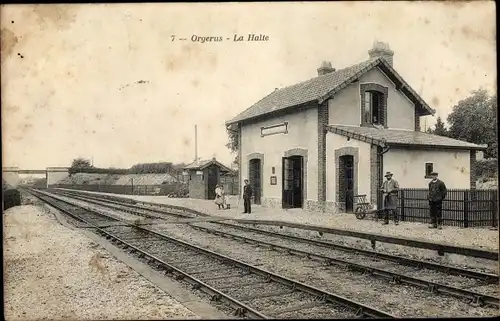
(49, 189, 499, 262)
(129, 199, 498, 261)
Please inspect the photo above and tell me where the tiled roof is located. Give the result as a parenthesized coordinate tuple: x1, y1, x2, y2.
(183, 159, 233, 172)
(183, 159, 211, 170)
(227, 60, 376, 124)
(226, 58, 435, 125)
(327, 125, 487, 150)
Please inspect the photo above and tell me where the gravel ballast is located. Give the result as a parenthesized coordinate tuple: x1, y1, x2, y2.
(146, 223, 499, 318)
(190, 221, 499, 296)
(40, 190, 499, 317)
(3, 205, 199, 320)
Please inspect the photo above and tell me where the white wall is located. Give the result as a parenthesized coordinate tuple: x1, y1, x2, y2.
(240, 107, 318, 202)
(328, 82, 360, 126)
(328, 67, 416, 130)
(325, 132, 372, 202)
(383, 148, 470, 189)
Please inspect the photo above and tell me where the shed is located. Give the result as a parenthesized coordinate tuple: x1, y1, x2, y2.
(183, 158, 234, 199)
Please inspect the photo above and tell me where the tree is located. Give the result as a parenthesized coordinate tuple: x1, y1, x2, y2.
(129, 162, 174, 174)
(427, 116, 448, 137)
(446, 89, 497, 158)
(226, 125, 239, 165)
(69, 157, 92, 175)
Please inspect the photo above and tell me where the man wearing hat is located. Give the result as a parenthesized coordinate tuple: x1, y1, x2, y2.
(428, 172, 447, 229)
(380, 171, 400, 225)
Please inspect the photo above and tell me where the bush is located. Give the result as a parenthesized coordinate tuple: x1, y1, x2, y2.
(72, 167, 129, 174)
(473, 158, 498, 179)
(3, 189, 21, 211)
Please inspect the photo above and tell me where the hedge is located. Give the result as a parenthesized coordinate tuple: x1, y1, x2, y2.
(3, 189, 21, 211)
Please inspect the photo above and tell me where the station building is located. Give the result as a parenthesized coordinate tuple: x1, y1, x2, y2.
(225, 42, 486, 213)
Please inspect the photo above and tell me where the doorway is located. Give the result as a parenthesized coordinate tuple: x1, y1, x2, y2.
(249, 159, 261, 205)
(339, 155, 354, 212)
(207, 165, 218, 200)
(282, 156, 304, 209)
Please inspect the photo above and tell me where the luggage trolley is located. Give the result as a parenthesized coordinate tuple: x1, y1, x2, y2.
(353, 194, 385, 220)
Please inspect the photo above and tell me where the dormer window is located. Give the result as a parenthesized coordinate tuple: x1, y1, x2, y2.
(360, 83, 388, 127)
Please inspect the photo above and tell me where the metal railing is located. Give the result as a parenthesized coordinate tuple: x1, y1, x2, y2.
(394, 188, 498, 228)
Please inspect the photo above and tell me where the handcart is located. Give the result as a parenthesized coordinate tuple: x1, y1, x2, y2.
(353, 194, 385, 220)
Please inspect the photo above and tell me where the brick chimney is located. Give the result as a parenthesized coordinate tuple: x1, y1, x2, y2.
(368, 41, 394, 67)
(317, 61, 335, 76)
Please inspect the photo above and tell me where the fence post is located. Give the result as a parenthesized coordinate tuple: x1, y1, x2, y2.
(463, 190, 469, 228)
(492, 190, 498, 228)
(400, 190, 405, 221)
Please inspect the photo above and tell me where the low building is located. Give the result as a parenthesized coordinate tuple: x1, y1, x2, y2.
(183, 158, 234, 199)
(225, 41, 487, 213)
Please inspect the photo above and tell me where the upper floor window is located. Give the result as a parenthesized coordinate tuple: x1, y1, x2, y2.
(363, 91, 383, 125)
(360, 83, 388, 127)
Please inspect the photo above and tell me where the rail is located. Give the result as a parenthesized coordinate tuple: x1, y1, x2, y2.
(49, 188, 499, 261)
(29, 188, 395, 319)
(188, 223, 499, 308)
(50, 188, 499, 281)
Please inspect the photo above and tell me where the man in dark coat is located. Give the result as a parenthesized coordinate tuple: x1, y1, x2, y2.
(380, 171, 400, 225)
(243, 179, 253, 214)
(428, 172, 447, 229)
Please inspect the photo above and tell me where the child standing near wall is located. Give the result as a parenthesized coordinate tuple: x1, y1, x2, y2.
(215, 185, 224, 209)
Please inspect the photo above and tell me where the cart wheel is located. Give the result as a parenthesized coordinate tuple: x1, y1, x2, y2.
(355, 207, 366, 220)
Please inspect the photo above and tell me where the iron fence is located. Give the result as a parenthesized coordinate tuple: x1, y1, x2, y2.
(55, 183, 188, 196)
(393, 188, 498, 228)
(220, 175, 239, 195)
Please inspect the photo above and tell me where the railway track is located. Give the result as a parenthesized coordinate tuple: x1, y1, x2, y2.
(37, 189, 500, 315)
(187, 222, 499, 304)
(51, 189, 499, 280)
(28, 189, 394, 319)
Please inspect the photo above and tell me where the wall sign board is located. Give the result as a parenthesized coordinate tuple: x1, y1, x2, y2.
(261, 122, 288, 137)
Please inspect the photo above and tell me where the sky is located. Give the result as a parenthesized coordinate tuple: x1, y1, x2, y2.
(1, 2, 496, 170)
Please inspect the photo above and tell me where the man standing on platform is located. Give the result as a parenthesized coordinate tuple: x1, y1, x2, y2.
(243, 179, 253, 214)
(380, 171, 400, 225)
(428, 172, 447, 229)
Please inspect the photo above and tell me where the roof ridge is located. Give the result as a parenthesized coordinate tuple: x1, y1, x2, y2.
(226, 59, 374, 125)
(272, 59, 374, 94)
